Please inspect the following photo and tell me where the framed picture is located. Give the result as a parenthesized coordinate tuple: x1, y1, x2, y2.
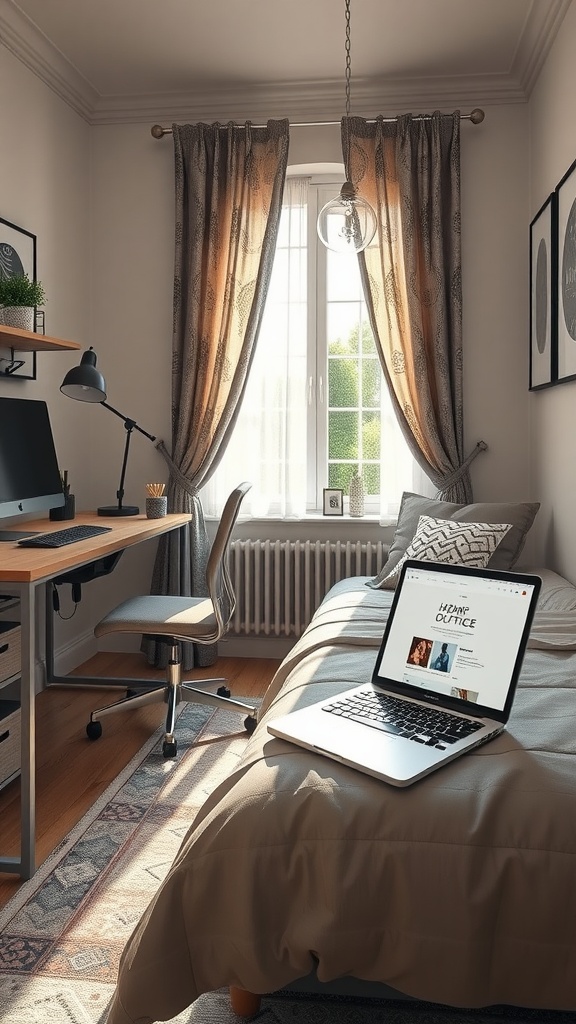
(555, 158, 576, 385)
(323, 488, 344, 516)
(529, 193, 556, 390)
(0, 216, 38, 380)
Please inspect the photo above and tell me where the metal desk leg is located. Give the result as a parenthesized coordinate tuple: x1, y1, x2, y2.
(19, 582, 36, 879)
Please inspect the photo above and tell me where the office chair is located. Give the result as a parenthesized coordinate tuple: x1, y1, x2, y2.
(86, 481, 257, 757)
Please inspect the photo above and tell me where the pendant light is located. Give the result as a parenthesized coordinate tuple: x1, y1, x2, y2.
(317, 0, 377, 254)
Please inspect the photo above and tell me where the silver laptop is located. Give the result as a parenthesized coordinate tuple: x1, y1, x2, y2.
(267, 559, 542, 787)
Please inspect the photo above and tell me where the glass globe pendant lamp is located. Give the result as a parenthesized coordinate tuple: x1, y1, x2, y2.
(317, 180, 377, 253)
(317, 0, 377, 255)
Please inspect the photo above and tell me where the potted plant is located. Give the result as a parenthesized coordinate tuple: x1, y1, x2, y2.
(0, 273, 46, 332)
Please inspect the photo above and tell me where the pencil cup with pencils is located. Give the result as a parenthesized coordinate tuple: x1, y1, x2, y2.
(145, 483, 167, 519)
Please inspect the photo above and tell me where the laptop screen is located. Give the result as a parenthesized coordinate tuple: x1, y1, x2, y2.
(373, 562, 540, 714)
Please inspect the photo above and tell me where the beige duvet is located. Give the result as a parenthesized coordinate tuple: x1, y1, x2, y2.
(107, 575, 576, 1023)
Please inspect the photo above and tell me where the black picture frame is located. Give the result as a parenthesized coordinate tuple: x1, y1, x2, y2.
(0, 216, 38, 380)
(529, 192, 557, 390)
(555, 158, 576, 385)
(323, 488, 344, 516)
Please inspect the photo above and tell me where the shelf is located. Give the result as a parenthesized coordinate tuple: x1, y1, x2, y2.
(0, 324, 81, 353)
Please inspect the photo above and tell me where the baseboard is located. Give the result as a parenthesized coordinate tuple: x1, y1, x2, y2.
(218, 635, 296, 660)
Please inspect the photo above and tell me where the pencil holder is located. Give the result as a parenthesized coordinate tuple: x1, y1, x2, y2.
(50, 494, 75, 521)
(146, 496, 167, 519)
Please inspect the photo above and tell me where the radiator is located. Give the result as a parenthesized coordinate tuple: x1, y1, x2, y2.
(229, 539, 387, 638)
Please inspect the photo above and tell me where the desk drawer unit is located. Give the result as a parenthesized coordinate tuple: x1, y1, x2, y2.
(0, 700, 20, 790)
(0, 620, 20, 683)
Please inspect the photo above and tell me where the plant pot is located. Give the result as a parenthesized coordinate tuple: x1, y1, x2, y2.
(0, 306, 35, 331)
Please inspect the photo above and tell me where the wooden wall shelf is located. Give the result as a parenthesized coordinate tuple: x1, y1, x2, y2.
(0, 324, 81, 353)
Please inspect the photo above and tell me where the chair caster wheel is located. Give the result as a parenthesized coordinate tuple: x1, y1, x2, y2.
(217, 685, 231, 698)
(244, 715, 257, 735)
(162, 739, 177, 758)
(86, 720, 102, 741)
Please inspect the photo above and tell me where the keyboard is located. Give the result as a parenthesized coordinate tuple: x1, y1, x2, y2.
(323, 689, 483, 749)
(17, 524, 113, 548)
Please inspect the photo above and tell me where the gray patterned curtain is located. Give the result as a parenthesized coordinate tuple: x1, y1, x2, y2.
(146, 119, 289, 667)
(345, 112, 484, 503)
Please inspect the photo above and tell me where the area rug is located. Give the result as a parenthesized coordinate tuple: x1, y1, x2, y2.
(0, 704, 574, 1024)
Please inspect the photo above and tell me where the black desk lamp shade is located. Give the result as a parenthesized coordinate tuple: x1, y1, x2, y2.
(60, 348, 156, 517)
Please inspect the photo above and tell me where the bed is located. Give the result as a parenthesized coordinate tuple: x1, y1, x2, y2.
(105, 493, 576, 1024)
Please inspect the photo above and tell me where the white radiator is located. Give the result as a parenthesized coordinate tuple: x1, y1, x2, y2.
(229, 539, 387, 638)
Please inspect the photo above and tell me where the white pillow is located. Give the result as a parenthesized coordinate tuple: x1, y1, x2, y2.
(373, 515, 513, 590)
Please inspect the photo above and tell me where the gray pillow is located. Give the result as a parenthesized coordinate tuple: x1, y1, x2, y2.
(367, 491, 540, 588)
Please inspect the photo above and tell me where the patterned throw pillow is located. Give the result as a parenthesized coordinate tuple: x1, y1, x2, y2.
(373, 515, 513, 590)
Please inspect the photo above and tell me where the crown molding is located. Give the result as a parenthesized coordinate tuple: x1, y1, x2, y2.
(0, 0, 570, 128)
(90, 74, 528, 129)
(0, 0, 98, 121)
(513, 0, 572, 96)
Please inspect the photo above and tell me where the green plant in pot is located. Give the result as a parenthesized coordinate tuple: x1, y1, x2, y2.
(0, 274, 46, 332)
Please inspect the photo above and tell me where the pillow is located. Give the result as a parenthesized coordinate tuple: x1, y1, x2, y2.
(521, 567, 576, 612)
(372, 515, 513, 590)
(368, 491, 540, 588)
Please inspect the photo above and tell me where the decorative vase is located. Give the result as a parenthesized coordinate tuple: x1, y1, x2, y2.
(349, 471, 365, 517)
(0, 306, 35, 331)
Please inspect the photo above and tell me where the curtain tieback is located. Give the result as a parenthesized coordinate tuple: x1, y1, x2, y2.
(435, 440, 488, 498)
(155, 440, 198, 498)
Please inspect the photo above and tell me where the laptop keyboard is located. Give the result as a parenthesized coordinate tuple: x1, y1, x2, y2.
(322, 689, 483, 749)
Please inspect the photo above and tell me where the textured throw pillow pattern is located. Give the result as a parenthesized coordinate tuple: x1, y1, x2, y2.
(372, 515, 513, 590)
(367, 491, 541, 590)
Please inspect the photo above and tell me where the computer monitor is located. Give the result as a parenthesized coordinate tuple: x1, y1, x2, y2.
(0, 397, 65, 540)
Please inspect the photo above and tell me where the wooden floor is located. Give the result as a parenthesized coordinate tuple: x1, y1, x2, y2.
(0, 652, 280, 911)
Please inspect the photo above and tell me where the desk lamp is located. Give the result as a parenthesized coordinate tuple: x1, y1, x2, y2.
(60, 347, 156, 517)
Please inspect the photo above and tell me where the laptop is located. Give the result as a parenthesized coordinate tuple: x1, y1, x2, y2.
(267, 559, 542, 787)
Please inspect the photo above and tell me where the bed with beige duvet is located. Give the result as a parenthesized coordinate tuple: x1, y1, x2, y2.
(104, 550, 576, 1023)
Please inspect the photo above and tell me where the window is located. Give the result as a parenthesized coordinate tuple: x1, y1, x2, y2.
(202, 173, 416, 520)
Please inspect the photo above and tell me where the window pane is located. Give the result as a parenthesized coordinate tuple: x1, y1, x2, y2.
(361, 358, 381, 407)
(362, 411, 381, 459)
(326, 249, 363, 301)
(328, 356, 358, 407)
(327, 302, 363, 353)
(363, 463, 380, 495)
(328, 410, 358, 458)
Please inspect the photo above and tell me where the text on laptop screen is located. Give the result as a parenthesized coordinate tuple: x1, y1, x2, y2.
(373, 565, 538, 712)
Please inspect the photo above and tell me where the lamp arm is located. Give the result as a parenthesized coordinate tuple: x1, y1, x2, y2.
(115, 426, 133, 509)
(101, 400, 157, 442)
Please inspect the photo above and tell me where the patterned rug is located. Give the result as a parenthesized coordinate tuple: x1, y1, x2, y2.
(0, 704, 574, 1024)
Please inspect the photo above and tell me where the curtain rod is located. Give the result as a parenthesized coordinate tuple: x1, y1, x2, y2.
(150, 108, 485, 138)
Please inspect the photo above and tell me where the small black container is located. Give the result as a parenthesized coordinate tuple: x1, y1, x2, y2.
(50, 494, 75, 521)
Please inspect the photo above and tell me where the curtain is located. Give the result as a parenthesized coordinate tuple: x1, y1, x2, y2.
(345, 112, 485, 503)
(202, 175, 309, 520)
(147, 119, 289, 667)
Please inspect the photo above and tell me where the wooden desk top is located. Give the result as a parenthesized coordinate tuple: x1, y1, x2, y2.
(0, 511, 192, 583)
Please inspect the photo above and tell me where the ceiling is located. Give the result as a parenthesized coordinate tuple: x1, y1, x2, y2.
(0, 0, 572, 124)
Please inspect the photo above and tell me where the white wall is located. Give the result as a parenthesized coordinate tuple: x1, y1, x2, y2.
(529, 0, 576, 580)
(0, 46, 96, 665)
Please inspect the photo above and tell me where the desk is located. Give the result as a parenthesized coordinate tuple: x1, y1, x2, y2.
(0, 511, 191, 879)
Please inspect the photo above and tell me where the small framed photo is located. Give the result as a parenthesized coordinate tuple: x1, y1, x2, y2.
(529, 192, 556, 390)
(323, 488, 344, 516)
(556, 158, 576, 384)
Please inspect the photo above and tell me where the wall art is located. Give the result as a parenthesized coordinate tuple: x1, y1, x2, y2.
(529, 192, 556, 390)
(0, 216, 37, 380)
(555, 158, 576, 385)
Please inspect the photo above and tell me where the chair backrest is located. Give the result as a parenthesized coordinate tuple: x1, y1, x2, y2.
(206, 481, 252, 637)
